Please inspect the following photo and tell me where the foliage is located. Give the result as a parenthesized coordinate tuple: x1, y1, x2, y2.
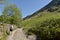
(22, 12, 60, 40)
(0, 34, 8, 40)
(2, 4, 22, 26)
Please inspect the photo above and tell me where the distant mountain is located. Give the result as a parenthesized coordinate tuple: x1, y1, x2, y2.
(23, 0, 60, 20)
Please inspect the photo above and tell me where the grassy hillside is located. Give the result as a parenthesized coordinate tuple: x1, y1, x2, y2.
(23, 0, 60, 20)
(22, 0, 60, 40)
(23, 12, 60, 30)
(22, 12, 60, 40)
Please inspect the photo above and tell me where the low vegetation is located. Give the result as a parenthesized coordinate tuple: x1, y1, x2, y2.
(0, 0, 60, 40)
(22, 12, 60, 40)
(0, 34, 8, 40)
(22, 0, 60, 40)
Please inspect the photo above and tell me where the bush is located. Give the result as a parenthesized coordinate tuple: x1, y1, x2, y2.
(23, 12, 60, 40)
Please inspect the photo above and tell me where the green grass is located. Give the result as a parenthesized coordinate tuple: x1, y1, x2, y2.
(23, 12, 60, 29)
(22, 12, 60, 40)
(0, 34, 8, 40)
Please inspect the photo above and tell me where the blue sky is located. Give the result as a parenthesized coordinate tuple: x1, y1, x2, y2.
(0, 0, 52, 18)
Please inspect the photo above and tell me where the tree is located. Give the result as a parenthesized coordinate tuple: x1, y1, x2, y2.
(2, 4, 22, 27)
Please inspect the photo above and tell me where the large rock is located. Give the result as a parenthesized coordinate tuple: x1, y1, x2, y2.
(28, 35, 36, 40)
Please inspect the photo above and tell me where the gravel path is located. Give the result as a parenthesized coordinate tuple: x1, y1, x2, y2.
(7, 28, 29, 40)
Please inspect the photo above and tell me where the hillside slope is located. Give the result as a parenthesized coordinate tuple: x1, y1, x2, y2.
(23, 0, 60, 20)
(22, 0, 60, 40)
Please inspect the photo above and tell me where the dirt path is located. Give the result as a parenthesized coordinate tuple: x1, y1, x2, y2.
(7, 28, 29, 40)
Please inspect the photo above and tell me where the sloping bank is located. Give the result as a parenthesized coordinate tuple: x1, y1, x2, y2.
(0, 23, 17, 40)
(23, 13, 60, 40)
